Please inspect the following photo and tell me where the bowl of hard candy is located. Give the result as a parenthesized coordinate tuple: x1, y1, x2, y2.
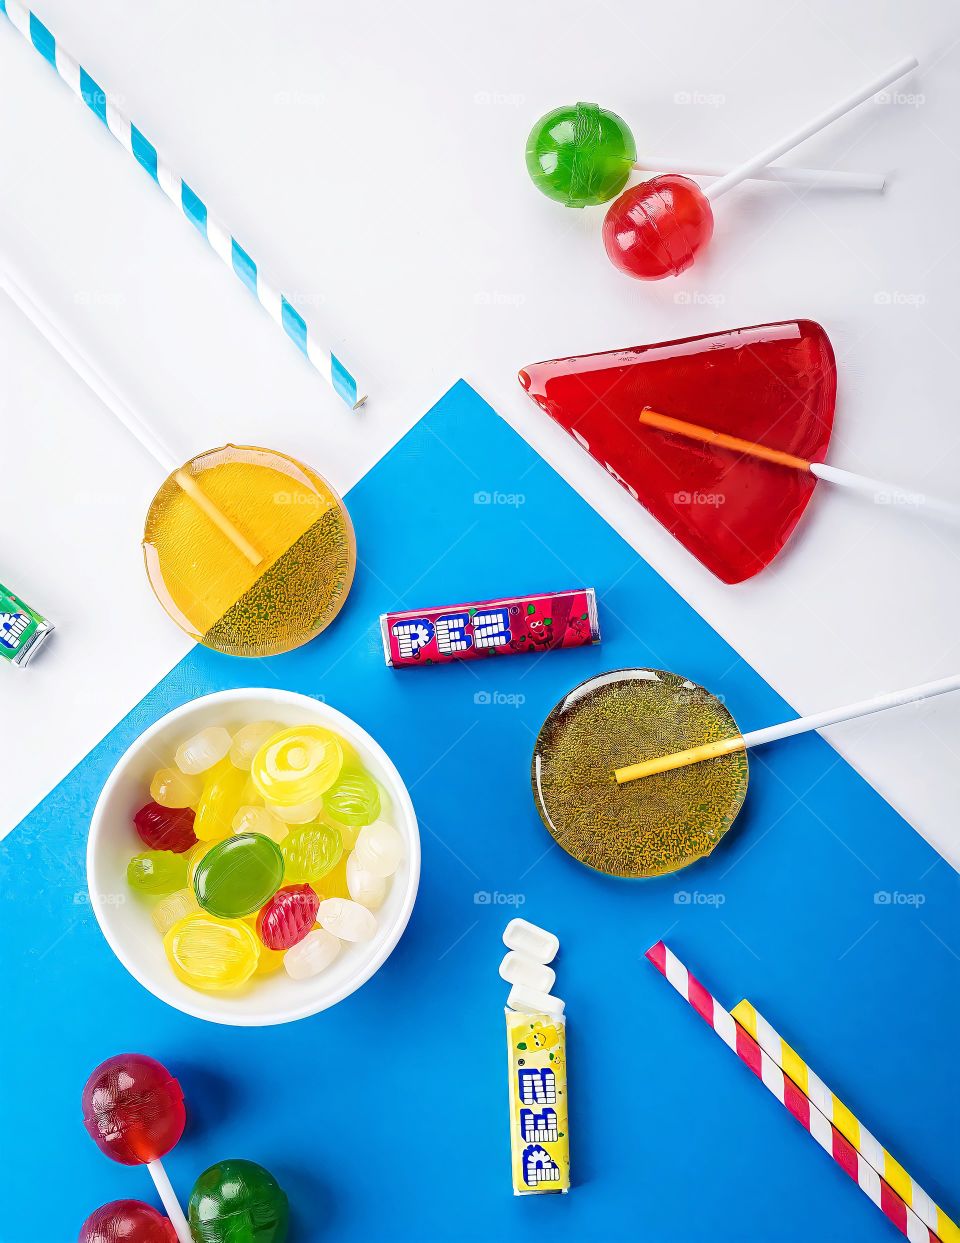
(88, 688, 419, 1025)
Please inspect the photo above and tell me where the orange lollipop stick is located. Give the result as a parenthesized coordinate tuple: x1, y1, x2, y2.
(638, 408, 812, 472)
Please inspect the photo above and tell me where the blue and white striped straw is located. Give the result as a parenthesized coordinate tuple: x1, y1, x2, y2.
(0, 0, 365, 409)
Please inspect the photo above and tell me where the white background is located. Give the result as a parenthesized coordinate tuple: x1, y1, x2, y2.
(1, 0, 958, 866)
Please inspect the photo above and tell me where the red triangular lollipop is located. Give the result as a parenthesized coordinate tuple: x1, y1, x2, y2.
(519, 320, 837, 583)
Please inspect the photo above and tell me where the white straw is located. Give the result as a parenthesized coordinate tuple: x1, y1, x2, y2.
(146, 1159, 191, 1243)
(705, 56, 918, 201)
(634, 157, 884, 192)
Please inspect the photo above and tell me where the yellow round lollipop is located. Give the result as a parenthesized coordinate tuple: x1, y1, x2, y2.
(0, 267, 357, 659)
(531, 668, 748, 879)
(143, 444, 355, 657)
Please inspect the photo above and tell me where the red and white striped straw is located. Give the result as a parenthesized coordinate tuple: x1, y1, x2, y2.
(645, 942, 940, 1243)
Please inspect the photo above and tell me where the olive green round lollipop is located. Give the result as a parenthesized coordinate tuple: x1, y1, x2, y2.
(531, 669, 748, 878)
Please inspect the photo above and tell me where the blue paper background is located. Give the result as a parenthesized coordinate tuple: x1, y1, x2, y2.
(3, 381, 958, 1242)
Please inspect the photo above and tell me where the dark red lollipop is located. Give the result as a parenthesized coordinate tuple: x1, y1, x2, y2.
(82, 1054, 185, 1166)
(82, 1056, 191, 1242)
(79, 1199, 178, 1243)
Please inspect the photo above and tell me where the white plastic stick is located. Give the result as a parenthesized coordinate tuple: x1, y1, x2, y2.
(634, 156, 884, 192)
(146, 1159, 192, 1243)
(705, 56, 918, 201)
(0, 257, 263, 564)
(615, 673, 960, 783)
(636, 409, 959, 522)
(739, 673, 960, 750)
(810, 462, 960, 521)
(0, 261, 177, 472)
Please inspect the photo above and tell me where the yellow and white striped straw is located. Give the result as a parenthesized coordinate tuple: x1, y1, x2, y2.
(732, 1000, 958, 1243)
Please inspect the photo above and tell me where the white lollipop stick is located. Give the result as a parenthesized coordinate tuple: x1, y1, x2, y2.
(615, 672, 960, 784)
(810, 462, 960, 521)
(705, 56, 918, 201)
(739, 673, 960, 749)
(0, 257, 263, 564)
(0, 262, 176, 472)
(634, 156, 884, 192)
(146, 1159, 192, 1243)
(635, 409, 960, 523)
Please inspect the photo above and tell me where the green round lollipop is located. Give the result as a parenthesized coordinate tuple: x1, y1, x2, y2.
(525, 101, 637, 208)
(188, 1159, 289, 1243)
(193, 833, 284, 918)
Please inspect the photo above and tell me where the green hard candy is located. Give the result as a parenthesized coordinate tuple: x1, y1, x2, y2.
(127, 849, 189, 896)
(193, 833, 284, 918)
(525, 101, 637, 207)
(188, 1158, 289, 1243)
(323, 767, 381, 829)
(281, 823, 342, 885)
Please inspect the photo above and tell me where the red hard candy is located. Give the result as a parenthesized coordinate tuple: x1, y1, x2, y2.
(133, 802, 198, 854)
(257, 884, 320, 950)
(79, 1199, 178, 1243)
(603, 174, 714, 279)
(82, 1054, 186, 1166)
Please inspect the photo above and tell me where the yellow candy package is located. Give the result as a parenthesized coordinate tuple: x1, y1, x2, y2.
(505, 1009, 570, 1194)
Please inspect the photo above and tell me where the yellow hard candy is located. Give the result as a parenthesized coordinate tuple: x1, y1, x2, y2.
(163, 913, 260, 991)
(251, 725, 343, 806)
(194, 759, 248, 842)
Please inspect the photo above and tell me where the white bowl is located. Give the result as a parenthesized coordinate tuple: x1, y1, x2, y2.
(88, 688, 420, 1026)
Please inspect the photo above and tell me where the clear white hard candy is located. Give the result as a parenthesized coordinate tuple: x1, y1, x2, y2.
(175, 726, 232, 775)
(229, 720, 280, 771)
(353, 821, 404, 878)
(232, 805, 289, 843)
(270, 795, 325, 824)
(346, 852, 388, 910)
(316, 897, 377, 942)
(152, 887, 201, 935)
(283, 929, 341, 979)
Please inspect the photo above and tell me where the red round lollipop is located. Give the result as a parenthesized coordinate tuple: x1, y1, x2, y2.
(79, 1199, 178, 1243)
(82, 1054, 186, 1166)
(603, 174, 713, 280)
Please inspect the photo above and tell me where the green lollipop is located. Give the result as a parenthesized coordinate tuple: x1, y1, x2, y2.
(193, 833, 284, 918)
(525, 101, 637, 207)
(188, 1159, 289, 1243)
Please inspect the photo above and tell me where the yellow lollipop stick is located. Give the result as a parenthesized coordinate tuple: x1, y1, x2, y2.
(172, 469, 262, 566)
